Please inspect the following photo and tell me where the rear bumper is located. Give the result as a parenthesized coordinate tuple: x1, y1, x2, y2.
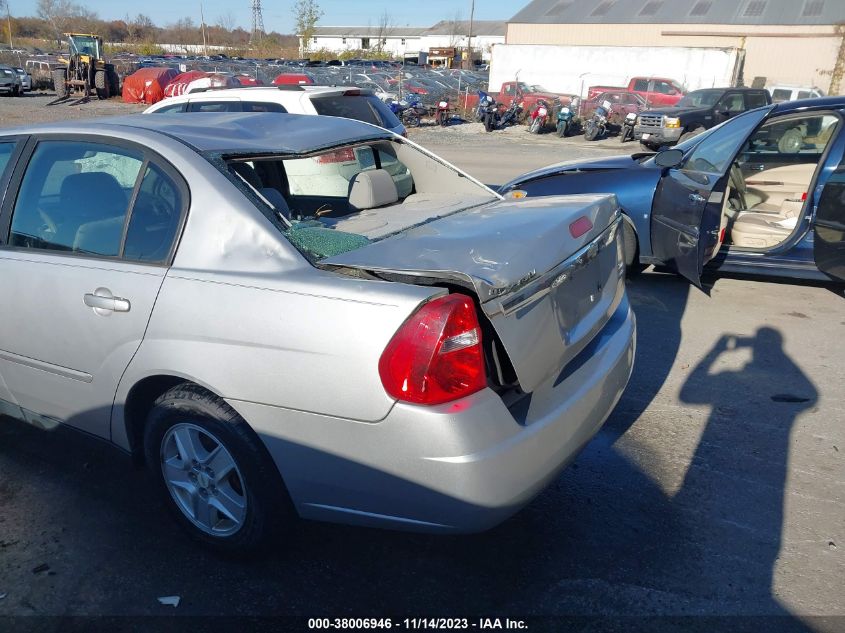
(635, 126, 681, 145)
(229, 297, 636, 533)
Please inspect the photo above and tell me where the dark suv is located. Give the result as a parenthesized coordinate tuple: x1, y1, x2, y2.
(635, 87, 771, 149)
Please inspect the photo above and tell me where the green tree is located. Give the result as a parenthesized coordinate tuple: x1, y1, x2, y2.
(293, 0, 322, 56)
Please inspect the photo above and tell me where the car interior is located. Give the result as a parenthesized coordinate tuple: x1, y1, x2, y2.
(722, 112, 840, 250)
(8, 142, 183, 262)
(226, 139, 496, 245)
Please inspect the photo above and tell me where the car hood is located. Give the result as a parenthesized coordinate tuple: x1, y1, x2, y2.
(499, 154, 651, 192)
(640, 105, 709, 118)
(323, 194, 624, 393)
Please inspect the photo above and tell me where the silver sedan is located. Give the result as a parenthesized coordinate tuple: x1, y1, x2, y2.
(0, 113, 635, 552)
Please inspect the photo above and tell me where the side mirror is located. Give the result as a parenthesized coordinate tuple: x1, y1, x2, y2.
(654, 148, 684, 168)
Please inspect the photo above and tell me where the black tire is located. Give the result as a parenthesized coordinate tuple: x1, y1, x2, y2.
(529, 118, 541, 134)
(640, 141, 658, 152)
(12, 85, 19, 97)
(678, 126, 705, 143)
(557, 121, 568, 137)
(143, 383, 293, 554)
(52, 70, 66, 96)
(107, 68, 120, 97)
(94, 70, 109, 100)
(622, 218, 645, 275)
(438, 110, 447, 127)
(584, 122, 599, 141)
(484, 112, 494, 132)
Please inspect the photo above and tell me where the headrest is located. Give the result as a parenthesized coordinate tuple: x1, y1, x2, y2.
(348, 169, 398, 211)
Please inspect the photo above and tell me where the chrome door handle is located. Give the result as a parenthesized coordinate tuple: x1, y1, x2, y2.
(689, 193, 706, 204)
(84, 288, 130, 314)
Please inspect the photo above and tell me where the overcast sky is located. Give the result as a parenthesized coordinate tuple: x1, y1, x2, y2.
(8, 0, 509, 34)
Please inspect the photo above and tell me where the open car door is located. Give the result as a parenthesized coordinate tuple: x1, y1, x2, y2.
(649, 109, 770, 287)
(813, 164, 845, 282)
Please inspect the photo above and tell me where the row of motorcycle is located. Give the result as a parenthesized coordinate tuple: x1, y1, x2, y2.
(388, 93, 452, 127)
(474, 93, 575, 136)
(387, 91, 639, 143)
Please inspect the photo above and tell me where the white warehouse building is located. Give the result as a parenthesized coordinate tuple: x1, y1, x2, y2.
(305, 21, 506, 62)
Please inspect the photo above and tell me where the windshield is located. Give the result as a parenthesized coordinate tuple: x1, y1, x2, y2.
(69, 35, 99, 57)
(677, 90, 724, 108)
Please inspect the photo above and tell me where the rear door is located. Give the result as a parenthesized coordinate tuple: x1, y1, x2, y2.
(0, 136, 187, 436)
(651, 108, 770, 286)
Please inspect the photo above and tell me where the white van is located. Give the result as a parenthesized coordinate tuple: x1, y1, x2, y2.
(768, 86, 825, 103)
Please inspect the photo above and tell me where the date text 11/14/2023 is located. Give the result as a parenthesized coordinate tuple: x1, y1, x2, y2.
(307, 618, 528, 629)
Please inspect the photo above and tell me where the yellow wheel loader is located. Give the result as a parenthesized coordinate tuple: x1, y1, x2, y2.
(48, 33, 120, 105)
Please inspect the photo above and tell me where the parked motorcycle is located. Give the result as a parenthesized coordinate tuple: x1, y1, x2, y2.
(390, 94, 425, 128)
(485, 99, 523, 132)
(584, 99, 611, 141)
(479, 94, 498, 129)
(528, 99, 550, 134)
(474, 90, 490, 122)
(436, 99, 450, 126)
(556, 105, 574, 137)
(620, 111, 637, 143)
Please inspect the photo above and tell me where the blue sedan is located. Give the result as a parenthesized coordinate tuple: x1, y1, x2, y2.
(500, 97, 845, 287)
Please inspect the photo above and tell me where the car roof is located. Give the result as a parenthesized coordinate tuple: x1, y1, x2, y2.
(0, 112, 394, 154)
(771, 96, 845, 114)
(149, 85, 374, 105)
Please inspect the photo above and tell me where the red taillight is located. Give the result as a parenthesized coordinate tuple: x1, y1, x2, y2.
(569, 216, 593, 238)
(379, 294, 487, 406)
(801, 192, 808, 201)
(316, 148, 356, 164)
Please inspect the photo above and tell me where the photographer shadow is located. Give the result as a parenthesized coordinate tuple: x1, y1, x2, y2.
(672, 326, 818, 615)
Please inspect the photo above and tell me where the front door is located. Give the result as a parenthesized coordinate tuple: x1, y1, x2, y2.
(0, 138, 184, 437)
(650, 108, 770, 286)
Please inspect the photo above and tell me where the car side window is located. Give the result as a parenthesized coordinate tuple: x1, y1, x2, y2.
(681, 110, 769, 174)
(242, 101, 286, 113)
(0, 142, 15, 176)
(716, 93, 744, 113)
(123, 163, 184, 262)
(771, 89, 791, 103)
(188, 101, 242, 112)
(742, 113, 840, 156)
(153, 102, 187, 113)
(745, 92, 769, 109)
(798, 91, 812, 100)
(654, 81, 673, 95)
(633, 79, 648, 91)
(9, 141, 143, 256)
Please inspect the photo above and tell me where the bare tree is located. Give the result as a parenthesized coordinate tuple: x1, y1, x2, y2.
(216, 11, 237, 46)
(125, 13, 154, 42)
(374, 10, 393, 54)
(37, 0, 80, 42)
(293, 0, 323, 56)
(446, 11, 463, 48)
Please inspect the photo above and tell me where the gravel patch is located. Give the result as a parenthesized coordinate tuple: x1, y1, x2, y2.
(0, 92, 146, 129)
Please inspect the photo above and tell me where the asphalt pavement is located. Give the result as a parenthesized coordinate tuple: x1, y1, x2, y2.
(0, 122, 842, 630)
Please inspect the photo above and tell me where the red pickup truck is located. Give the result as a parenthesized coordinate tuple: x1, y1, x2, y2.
(587, 77, 684, 107)
(461, 81, 574, 113)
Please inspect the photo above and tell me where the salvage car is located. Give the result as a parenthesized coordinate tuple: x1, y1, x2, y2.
(0, 113, 635, 551)
(0, 64, 22, 96)
(500, 97, 845, 287)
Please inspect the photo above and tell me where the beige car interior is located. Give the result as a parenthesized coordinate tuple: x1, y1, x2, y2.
(231, 140, 497, 240)
(726, 114, 838, 249)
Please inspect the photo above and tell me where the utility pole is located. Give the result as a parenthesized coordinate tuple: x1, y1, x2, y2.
(200, 2, 208, 56)
(4, 0, 13, 51)
(466, 0, 475, 70)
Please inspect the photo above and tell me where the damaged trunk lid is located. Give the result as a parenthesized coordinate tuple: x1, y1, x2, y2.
(322, 194, 625, 394)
